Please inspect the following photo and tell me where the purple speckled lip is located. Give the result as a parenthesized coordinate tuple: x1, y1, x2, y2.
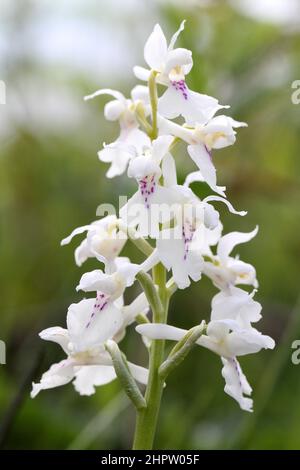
(230, 357, 243, 389)
(139, 174, 156, 209)
(204, 144, 213, 161)
(86, 292, 108, 328)
(171, 80, 188, 100)
(182, 221, 196, 260)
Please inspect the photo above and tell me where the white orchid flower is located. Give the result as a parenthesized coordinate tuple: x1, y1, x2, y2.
(134, 21, 224, 125)
(155, 186, 246, 289)
(76, 255, 158, 328)
(159, 115, 247, 196)
(85, 87, 151, 178)
(136, 287, 274, 411)
(155, 185, 216, 289)
(31, 297, 149, 398)
(120, 135, 181, 237)
(61, 215, 126, 272)
(203, 227, 258, 291)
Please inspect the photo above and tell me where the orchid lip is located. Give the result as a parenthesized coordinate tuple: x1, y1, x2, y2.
(86, 292, 109, 329)
(171, 79, 188, 100)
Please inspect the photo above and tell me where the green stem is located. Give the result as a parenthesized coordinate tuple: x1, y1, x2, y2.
(133, 263, 169, 449)
(148, 71, 158, 140)
(132, 69, 167, 449)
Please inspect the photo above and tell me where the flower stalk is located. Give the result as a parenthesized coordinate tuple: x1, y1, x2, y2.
(133, 265, 169, 449)
(132, 72, 170, 448)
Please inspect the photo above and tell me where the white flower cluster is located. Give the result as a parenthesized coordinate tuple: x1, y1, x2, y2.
(32, 22, 274, 412)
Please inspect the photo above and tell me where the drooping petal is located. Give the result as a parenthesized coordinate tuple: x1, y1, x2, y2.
(31, 359, 75, 398)
(203, 195, 247, 216)
(74, 238, 91, 266)
(144, 24, 168, 71)
(221, 357, 253, 412)
(73, 365, 116, 396)
(61, 225, 93, 246)
(217, 227, 258, 261)
(187, 144, 226, 196)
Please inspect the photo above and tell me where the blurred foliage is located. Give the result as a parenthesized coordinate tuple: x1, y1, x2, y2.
(0, 0, 300, 450)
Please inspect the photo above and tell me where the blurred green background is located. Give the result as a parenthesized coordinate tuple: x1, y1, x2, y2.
(1, 0, 300, 450)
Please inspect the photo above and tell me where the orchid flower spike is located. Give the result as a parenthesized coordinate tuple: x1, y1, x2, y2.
(35, 19, 275, 443)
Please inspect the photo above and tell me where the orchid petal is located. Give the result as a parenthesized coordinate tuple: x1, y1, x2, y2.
(187, 144, 226, 196)
(133, 65, 150, 82)
(128, 362, 149, 385)
(31, 359, 75, 398)
(84, 88, 126, 103)
(162, 152, 177, 187)
(152, 135, 174, 163)
(221, 357, 253, 412)
(203, 195, 247, 216)
(217, 227, 258, 261)
(136, 323, 187, 342)
(168, 20, 186, 50)
(39, 327, 70, 354)
(67, 299, 123, 352)
(73, 365, 116, 395)
(144, 24, 168, 71)
(61, 225, 92, 246)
